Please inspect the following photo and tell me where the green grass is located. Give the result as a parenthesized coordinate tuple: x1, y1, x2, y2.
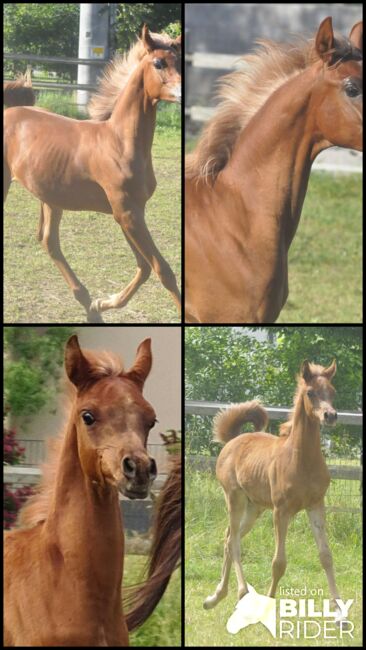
(185, 470, 362, 647)
(4, 127, 181, 324)
(185, 138, 361, 323)
(124, 555, 181, 647)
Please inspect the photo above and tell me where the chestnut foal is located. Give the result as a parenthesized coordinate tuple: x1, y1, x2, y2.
(4, 336, 180, 646)
(4, 27, 181, 323)
(205, 360, 342, 615)
(185, 17, 362, 323)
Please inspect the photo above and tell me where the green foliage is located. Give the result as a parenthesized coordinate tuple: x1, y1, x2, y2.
(116, 4, 181, 49)
(4, 327, 76, 417)
(4, 3, 79, 78)
(4, 3, 181, 79)
(185, 327, 362, 456)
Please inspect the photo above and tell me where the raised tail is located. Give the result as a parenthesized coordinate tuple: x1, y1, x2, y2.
(124, 455, 181, 631)
(4, 74, 35, 107)
(213, 400, 268, 444)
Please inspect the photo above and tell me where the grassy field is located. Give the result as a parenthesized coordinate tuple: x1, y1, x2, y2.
(124, 555, 181, 647)
(185, 469, 362, 647)
(185, 139, 361, 323)
(4, 109, 181, 324)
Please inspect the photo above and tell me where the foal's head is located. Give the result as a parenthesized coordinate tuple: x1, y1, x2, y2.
(140, 25, 181, 104)
(311, 17, 362, 152)
(300, 359, 337, 426)
(65, 336, 157, 499)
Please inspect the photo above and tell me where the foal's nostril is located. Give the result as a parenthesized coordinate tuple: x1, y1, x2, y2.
(149, 458, 157, 479)
(122, 457, 136, 478)
(325, 410, 337, 423)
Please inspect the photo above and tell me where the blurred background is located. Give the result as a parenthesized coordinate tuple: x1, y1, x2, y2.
(185, 2, 362, 173)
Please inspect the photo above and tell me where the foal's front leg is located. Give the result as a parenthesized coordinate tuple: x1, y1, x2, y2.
(307, 501, 342, 614)
(91, 193, 181, 317)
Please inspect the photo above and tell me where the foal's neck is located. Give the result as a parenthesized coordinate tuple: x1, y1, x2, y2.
(223, 65, 323, 248)
(109, 64, 157, 157)
(44, 421, 123, 583)
(288, 389, 323, 460)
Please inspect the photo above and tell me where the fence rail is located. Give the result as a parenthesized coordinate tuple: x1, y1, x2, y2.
(185, 400, 362, 426)
(4, 52, 106, 96)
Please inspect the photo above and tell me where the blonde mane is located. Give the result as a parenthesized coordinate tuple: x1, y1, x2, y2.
(17, 348, 125, 529)
(186, 36, 319, 183)
(88, 31, 176, 120)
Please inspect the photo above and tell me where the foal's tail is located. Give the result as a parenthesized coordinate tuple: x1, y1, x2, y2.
(4, 74, 35, 107)
(124, 455, 181, 631)
(213, 400, 268, 444)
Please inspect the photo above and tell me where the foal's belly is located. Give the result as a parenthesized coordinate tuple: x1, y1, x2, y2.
(14, 177, 113, 214)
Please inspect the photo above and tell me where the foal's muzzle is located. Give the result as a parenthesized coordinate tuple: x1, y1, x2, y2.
(121, 454, 157, 499)
(324, 409, 337, 426)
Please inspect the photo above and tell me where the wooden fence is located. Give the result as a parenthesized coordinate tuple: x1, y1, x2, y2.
(185, 400, 362, 513)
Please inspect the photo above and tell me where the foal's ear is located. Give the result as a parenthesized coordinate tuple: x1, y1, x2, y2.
(301, 360, 313, 383)
(124, 338, 152, 389)
(322, 359, 337, 380)
(172, 35, 182, 51)
(315, 16, 335, 64)
(64, 335, 91, 389)
(142, 24, 155, 53)
(349, 21, 363, 54)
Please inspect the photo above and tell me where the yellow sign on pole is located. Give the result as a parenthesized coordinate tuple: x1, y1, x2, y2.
(91, 46, 105, 59)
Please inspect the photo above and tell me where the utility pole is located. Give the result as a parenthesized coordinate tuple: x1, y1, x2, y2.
(77, 3, 110, 111)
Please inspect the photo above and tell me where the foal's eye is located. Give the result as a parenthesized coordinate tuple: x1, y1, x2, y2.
(150, 418, 158, 429)
(307, 390, 315, 400)
(153, 58, 166, 70)
(82, 411, 96, 426)
(345, 83, 360, 98)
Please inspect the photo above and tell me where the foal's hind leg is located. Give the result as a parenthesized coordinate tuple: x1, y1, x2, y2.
(204, 492, 259, 609)
(268, 507, 290, 597)
(39, 203, 103, 323)
(92, 195, 181, 316)
(91, 235, 152, 313)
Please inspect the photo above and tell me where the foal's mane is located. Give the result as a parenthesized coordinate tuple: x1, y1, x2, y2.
(186, 35, 319, 183)
(18, 348, 125, 529)
(279, 362, 327, 437)
(88, 31, 175, 120)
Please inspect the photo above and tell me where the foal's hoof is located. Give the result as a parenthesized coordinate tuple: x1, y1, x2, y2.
(203, 594, 218, 610)
(87, 300, 104, 323)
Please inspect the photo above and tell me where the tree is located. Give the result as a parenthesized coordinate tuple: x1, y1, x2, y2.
(185, 327, 362, 456)
(4, 327, 76, 419)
